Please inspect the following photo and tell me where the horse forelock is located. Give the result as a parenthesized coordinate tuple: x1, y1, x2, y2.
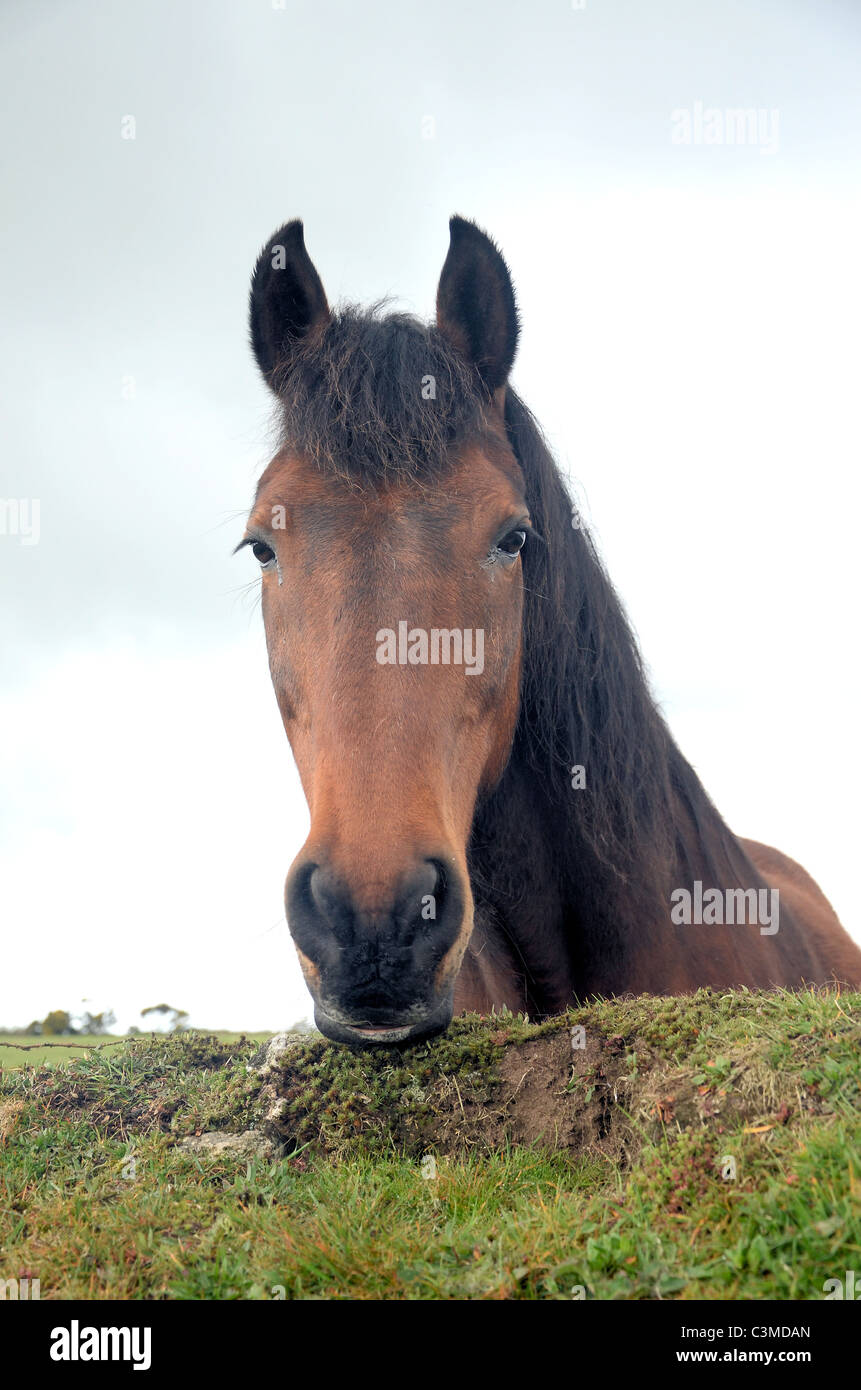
(269, 305, 496, 483)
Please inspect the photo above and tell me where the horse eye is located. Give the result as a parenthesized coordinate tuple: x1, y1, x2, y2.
(252, 541, 276, 567)
(497, 529, 527, 557)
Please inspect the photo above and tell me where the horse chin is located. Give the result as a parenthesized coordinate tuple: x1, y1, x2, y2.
(313, 997, 454, 1049)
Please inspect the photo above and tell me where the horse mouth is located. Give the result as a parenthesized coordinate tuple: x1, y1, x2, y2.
(349, 1024, 416, 1042)
(314, 1000, 453, 1048)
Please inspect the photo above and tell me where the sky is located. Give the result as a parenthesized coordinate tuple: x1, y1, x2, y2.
(1, 0, 859, 1032)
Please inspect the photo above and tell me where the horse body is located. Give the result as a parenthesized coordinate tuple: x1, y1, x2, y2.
(242, 216, 860, 1044)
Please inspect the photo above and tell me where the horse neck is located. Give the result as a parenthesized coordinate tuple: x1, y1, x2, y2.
(470, 726, 798, 1003)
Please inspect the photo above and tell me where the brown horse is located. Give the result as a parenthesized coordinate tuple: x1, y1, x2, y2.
(240, 216, 861, 1046)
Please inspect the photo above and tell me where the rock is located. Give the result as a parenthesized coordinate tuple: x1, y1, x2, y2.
(246, 1034, 310, 1139)
(178, 1129, 283, 1161)
(247, 1032, 304, 1076)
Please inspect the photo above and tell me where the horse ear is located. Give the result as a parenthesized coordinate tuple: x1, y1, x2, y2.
(249, 220, 330, 389)
(436, 216, 519, 397)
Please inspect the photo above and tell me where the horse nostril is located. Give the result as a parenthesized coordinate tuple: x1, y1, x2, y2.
(310, 859, 446, 927)
(285, 860, 352, 959)
(418, 858, 447, 921)
(305, 864, 358, 947)
(309, 864, 337, 917)
(287, 853, 464, 967)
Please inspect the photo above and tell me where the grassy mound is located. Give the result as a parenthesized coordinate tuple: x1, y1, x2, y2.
(0, 988, 858, 1299)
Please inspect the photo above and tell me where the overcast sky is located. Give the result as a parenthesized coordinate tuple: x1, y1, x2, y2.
(1, 0, 859, 1032)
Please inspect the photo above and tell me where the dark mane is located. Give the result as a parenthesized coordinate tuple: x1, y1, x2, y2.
(502, 390, 678, 895)
(271, 305, 493, 482)
(472, 391, 784, 995)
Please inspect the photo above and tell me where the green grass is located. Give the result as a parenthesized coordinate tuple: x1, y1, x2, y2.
(1, 991, 859, 1300)
(0, 1032, 273, 1070)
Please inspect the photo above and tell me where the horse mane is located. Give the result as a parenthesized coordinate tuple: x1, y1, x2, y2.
(504, 388, 679, 892)
(470, 390, 775, 987)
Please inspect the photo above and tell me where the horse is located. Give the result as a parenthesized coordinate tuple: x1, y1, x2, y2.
(240, 215, 861, 1046)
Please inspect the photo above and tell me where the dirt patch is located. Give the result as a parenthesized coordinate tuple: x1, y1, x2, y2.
(495, 1028, 637, 1162)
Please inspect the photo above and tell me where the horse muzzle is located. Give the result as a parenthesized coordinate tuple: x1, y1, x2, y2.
(312, 993, 455, 1048)
(284, 851, 468, 1047)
